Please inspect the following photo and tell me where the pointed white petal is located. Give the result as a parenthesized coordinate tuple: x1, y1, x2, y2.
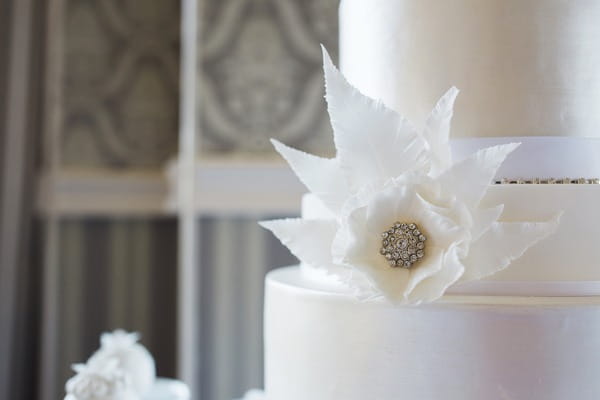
(321, 46, 427, 188)
(460, 212, 562, 282)
(471, 204, 504, 242)
(271, 139, 349, 213)
(423, 87, 460, 174)
(437, 143, 520, 207)
(259, 218, 337, 269)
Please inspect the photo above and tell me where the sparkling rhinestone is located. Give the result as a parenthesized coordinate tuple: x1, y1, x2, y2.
(381, 221, 426, 268)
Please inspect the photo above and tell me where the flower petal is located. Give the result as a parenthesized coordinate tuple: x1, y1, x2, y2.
(322, 46, 427, 189)
(423, 87, 460, 174)
(402, 247, 444, 300)
(259, 218, 338, 269)
(412, 194, 468, 250)
(470, 204, 504, 242)
(460, 212, 563, 282)
(332, 206, 380, 269)
(271, 139, 350, 214)
(437, 143, 520, 207)
(405, 245, 465, 304)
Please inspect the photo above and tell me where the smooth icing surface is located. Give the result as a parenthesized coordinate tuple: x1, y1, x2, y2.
(340, 0, 600, 138)
(265, 267, 600, 400)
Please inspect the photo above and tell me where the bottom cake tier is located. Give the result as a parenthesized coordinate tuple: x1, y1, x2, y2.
(264, 266, 600, 400)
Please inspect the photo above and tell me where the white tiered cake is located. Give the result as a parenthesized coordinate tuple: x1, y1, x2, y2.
(250, 1, 600, 399)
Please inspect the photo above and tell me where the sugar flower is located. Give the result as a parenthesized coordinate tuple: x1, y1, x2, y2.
(260, 47, 561, 304)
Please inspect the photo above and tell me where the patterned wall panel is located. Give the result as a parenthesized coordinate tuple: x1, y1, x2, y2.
(61, 0, 180, 168)
(200, 0, 340, 156)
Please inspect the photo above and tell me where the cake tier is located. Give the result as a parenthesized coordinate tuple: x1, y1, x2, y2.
(340, 0, 600, 138)
(265, 267, 600, 400)
(301, 137, 600, 296)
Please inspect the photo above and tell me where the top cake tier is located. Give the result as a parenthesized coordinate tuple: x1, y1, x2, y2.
(340, 0, 600, 138)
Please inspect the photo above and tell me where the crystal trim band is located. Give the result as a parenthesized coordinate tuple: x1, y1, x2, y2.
(494, 178, 600, 185)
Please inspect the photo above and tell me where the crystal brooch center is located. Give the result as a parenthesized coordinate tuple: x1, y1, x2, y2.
(380, 222, 426, 268)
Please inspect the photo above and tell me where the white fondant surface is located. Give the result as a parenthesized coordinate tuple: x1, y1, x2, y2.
(340, 0, 600, 138)
(265, 267, 600, 400)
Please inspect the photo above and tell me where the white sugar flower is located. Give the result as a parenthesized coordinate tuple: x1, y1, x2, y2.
(87, 330, 155, 396)
(65, 359, 138, 400)
(260, 47, 562, 304)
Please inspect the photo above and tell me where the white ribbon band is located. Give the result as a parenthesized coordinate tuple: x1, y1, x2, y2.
(448, 279, 600, 297)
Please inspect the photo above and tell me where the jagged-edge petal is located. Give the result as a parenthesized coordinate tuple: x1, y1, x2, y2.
(259, 218, 338, 269)
(437, 143, 520, 207)
(460, 212, 563, 282)
(321, 46, 428, 189)
(271, 139, 350, 214)
(423, 87, 460, 174)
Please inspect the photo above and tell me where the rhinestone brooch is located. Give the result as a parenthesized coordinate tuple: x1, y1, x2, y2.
(380, 222, 426, 268)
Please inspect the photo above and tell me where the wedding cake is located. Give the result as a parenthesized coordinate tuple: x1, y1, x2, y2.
(245, 1, 600, 399)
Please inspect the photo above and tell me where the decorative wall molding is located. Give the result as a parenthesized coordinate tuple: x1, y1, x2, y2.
(36, 161, 305, 216)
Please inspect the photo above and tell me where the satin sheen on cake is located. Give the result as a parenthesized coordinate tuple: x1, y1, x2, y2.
(340, 0, 600, 138)
(265, 267, 600, 400)
(254, 1, 600, 400)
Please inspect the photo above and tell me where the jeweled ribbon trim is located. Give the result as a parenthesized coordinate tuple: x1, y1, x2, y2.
(494, 178, 600, 185)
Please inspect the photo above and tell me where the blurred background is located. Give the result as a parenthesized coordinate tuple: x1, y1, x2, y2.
(0, 0, 339, 399)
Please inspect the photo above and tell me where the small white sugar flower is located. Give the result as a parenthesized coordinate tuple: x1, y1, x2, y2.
(64, 359, 138, 400)
(87, 330, 155, 396)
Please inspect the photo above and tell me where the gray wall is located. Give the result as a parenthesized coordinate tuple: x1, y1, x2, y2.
(1, 0, 339, 399)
